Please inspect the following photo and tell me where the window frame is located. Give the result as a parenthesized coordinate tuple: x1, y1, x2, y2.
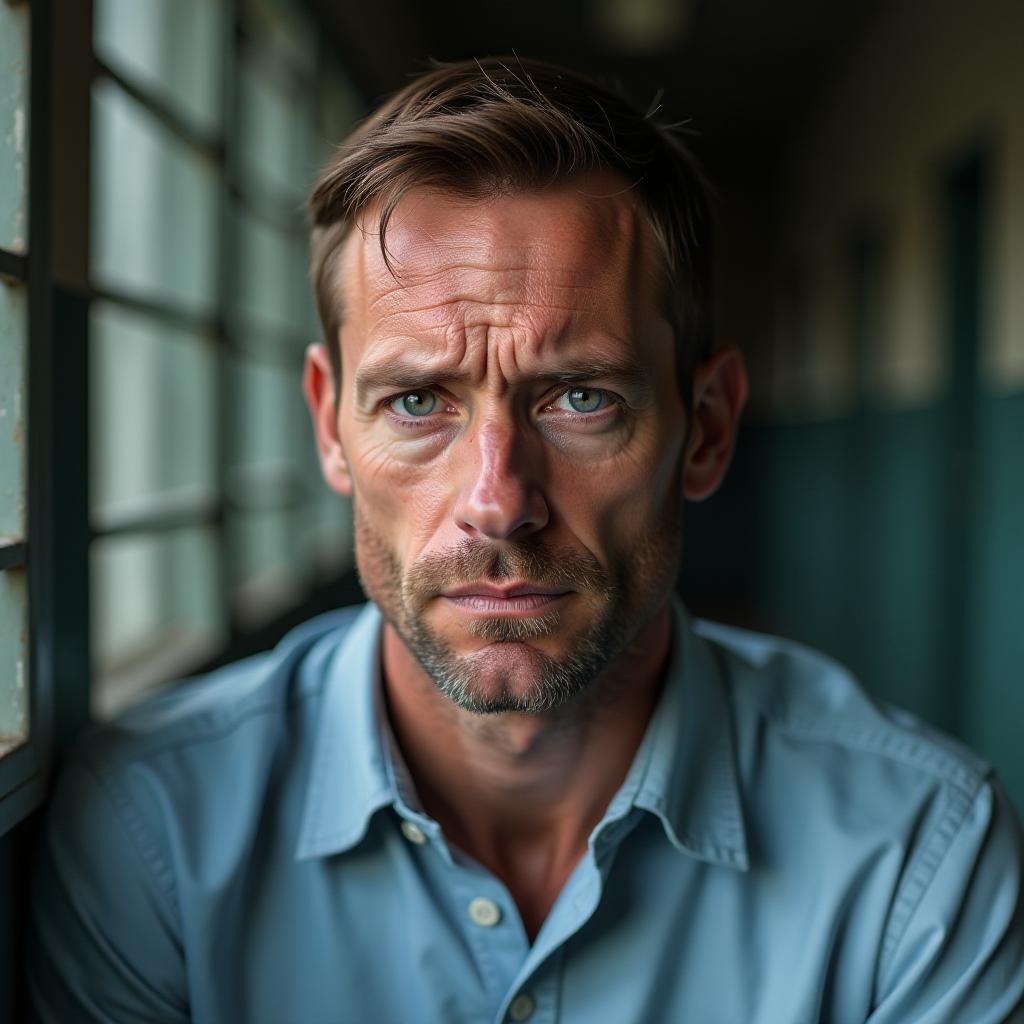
(0, 0, 365, 834)
(0, 0, 93, 837)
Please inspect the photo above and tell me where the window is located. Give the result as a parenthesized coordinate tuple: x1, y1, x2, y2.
(0, 0, 32, 831)
(89, 0, 362, 718)
(0, 0, 363, 833)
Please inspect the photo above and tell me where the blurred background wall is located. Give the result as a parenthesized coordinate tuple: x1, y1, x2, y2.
(0, 0, 1022, 1012)
(684, 0, 1024, 809)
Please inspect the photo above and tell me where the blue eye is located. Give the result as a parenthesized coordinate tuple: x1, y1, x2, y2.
(564, 388, 607, 414)
(391, 391, 438, 417)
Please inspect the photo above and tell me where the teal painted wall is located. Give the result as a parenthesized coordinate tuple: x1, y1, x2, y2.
(683, 392, 1024, 813)
(967, 394, 1024, 805)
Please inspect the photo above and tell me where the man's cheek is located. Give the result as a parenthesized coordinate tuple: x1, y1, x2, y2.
(568, 474, 650, 550)
(357, 460, 450, 563)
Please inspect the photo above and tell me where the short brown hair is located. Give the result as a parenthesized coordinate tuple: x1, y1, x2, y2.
(308, 57, 714, 393)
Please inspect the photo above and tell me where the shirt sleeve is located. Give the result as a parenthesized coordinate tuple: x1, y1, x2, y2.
(28, 756, 190, 1023)
(868, 775, 1024, 1024)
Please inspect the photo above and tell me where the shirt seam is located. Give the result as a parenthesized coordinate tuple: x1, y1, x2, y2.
(740, 701, 986, 793)
(37, 764, 190, 1020)
(78, 751, 183, 919)
(95, 612, 365, 769)
(875, 774, 987, 987)
(85, 684, 331, 774)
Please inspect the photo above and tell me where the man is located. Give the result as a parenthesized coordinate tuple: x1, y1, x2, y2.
(31, 58, 1024, 1022)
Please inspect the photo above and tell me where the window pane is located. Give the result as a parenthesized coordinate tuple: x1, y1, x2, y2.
(92, 527, 226, 717)
(302, 493, 354, 580)
(92, 79, 220, 316)
(238, 56, 314, 198)
(0, 569, 28, 757)
(0, 1, 29, 254)
(294, 419, 353, 576)
(230, 507, 305, 626)
(94, 0, 225, 137)
(0, 284, 26, 539)
(232, 207, 306, 336)
(229, 357, 306, 468)
(90, 302, 218, 521)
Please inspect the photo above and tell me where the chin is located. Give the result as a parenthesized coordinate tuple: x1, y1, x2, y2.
(466, 639, 551, 669)
(427, 637, 598, 716)
(449, 637, 549, 683)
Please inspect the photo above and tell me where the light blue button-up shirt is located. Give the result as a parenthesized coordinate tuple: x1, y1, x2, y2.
(30, 599, 1024, 1022)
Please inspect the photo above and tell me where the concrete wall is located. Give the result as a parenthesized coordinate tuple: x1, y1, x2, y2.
(693, 0, 1024, 809)
(773, 0, 1024, 407)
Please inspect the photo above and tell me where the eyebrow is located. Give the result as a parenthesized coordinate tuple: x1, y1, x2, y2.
(353, 355, 655, 403)
(354, 360, 474, 399)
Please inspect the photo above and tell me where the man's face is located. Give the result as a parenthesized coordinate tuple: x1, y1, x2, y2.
(316, 174, 697, 714)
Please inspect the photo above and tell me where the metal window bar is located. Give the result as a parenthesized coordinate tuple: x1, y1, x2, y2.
(226, 311, 311, 358)
(94, 54, 304, 240)
(92, 55, 224, 166)
(0, 541, 27, 571)
(89, 462, 310, 541)
(90, 494, 223, 540)
(225, 461, 311, 509)
(0, 247, 28, 283)
(88, 289, 308, 371)
(227, 178, 306, 237)
(90, 284, 220, 336)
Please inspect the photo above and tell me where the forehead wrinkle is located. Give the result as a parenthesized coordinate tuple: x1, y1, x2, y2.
(354, 288, 651, 404)
(371, 301, 604, 354)
(364, 262, 607, 351)
(341, 181, 666, 390)
(354, 323, 648, 400)
(366, 260, 614, 324)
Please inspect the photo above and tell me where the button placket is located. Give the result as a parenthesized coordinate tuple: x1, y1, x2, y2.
(497, 967, 560, 1024)
(400, 819, 428, 845)
(507, 991, 536, 1021)
(468, 896, 503, 928)
(447, 859, 531, 1011)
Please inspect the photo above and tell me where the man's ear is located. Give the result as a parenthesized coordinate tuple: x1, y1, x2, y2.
(303, 342, 353, 497)
(682, 345, 749, 502)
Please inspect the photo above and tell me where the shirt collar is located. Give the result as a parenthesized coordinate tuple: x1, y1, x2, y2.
(296, 602, 393, 861)
(296, 597, 749, 872)
(631, 597, 749, 871)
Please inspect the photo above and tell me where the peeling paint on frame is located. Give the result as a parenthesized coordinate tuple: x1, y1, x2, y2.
(0, 0, 30, 253)
(0, 282, 27, 539)
(0, 569, 28, 747)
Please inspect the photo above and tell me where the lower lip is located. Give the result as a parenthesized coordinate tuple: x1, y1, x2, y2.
(442, 593, 569, 615)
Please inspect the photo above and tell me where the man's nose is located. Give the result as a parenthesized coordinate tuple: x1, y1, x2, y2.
(452, 416, 550, 541)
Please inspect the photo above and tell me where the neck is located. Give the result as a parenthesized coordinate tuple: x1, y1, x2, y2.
(381, 603, 673, 938)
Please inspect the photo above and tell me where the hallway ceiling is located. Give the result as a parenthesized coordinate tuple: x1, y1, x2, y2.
(305, 0, 881, 172)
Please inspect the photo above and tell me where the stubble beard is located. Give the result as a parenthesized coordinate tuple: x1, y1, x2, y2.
(353, 498, 683, 717)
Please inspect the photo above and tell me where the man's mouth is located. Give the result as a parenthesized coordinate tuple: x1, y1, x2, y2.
(440, 581, 571, 615)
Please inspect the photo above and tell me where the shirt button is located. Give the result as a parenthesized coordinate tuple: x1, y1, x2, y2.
(400, 820, 427, 845)
(467, 896, 502, 927)
(508, 992, 536, 1021)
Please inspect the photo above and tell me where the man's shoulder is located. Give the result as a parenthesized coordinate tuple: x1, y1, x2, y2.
(71, 602, 370, 776)
(694, 617, 991, 796)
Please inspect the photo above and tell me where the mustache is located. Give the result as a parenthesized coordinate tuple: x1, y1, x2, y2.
(402, 538, 612, 608)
